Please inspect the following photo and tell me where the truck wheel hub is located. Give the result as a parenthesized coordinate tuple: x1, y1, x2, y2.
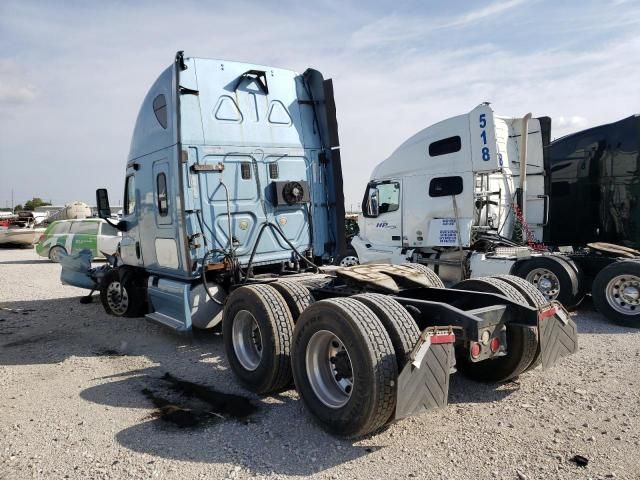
(525, 268, 560, 300)
(232, 310, 263, 371)
(339, 256, 359, 267)
(622, 285, 640, 301)
(607, 275, 640, 314)
(306, 330, 353, 408)
(106, 281, 129, 315)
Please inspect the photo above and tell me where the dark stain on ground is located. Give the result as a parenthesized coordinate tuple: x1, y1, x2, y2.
(142, 388, 201, 428)
(161, 372, 257, 419)
(95, 349, 124, 357)
(141, 372, 258, 428)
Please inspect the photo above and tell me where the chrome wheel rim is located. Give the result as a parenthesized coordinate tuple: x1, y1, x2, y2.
(605, 274, 640, 315)
(525, 268, 560, 301)
(339, 256, 359, 267)
(305, 330, 353, 409)
(106, 281, 129, 316)
(232, 310, 263, 371)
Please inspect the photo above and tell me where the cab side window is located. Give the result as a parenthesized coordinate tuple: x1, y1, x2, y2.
(362, 181, 400, 218)
(157, 173, 168, 216)
(124, 175, 136, 215)
(153, 94, 168, 129)
(429, 176, 463, 197)
(377, 182, 400, 214)
(429, 136, 462, 157)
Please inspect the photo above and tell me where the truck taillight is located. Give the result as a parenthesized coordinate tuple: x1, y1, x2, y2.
(490, 337, 501, 353)
(470, 342, 482, 359)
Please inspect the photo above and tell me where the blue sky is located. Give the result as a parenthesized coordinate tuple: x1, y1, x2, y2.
(1, 0, 639, 210)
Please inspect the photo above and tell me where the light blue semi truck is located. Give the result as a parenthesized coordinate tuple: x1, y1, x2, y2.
(87, 52, 577, 437)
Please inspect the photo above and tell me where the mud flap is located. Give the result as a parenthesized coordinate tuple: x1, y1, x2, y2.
(395, 328, 455, 420)
(537, 301, 578, 369)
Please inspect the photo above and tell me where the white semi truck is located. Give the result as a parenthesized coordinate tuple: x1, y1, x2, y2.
(64, 54, 577, 437)
(351, 104, 640, 326)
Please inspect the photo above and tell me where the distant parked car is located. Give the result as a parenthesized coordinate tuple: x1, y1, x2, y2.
(35, 219, 121, 262)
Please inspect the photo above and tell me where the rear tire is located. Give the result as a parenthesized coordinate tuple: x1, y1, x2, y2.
(271, 280, 314, 323)
(223, 284, 295, 394)
(493, 274, 548, 308)
(592, 260, 640, 328)
(513, 256, 581, 308)
(493, 274, 547, 371)
(452, 277, 539, 382)
(292, 298, 397, 438)
(403, 263, 445, 288)
(351, 293, 420, 368)
(553, 255, 585, 307)
(48, 246, 66, 263)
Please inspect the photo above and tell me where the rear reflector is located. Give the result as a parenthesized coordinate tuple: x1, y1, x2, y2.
(470, 342, 482, 359)
(430, 334, 456, 345)
(539, 306, 558, 320)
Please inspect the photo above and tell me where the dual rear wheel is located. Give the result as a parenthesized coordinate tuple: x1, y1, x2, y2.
(222, 283, 420, 437)
(222, 273, 550, 435)
(453, 276, 541, 382)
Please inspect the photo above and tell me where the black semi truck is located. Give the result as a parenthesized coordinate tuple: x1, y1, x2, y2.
(544, 114, 640, 326)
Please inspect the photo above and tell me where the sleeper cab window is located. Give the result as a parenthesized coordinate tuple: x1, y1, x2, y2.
(429, 176, 463, 197)
(124, 175, 136, 215)
(157, 173, 168, 216)
(429, 136, 461, 157)
(153, 94, 168, 129)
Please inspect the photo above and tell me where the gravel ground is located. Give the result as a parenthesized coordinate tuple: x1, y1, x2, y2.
(1, 247, 639, 480)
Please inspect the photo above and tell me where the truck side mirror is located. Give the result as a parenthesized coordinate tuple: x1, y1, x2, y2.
(96, 189, 111, 219)
(367, 190, 379, 217)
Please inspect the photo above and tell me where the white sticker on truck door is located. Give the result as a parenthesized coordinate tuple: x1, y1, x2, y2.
(426, 218, 473, 247)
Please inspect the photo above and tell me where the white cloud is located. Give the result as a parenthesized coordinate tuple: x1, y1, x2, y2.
(553, 116, 589, 137)
(446, 0, 528, 27)
(0, 84, 36, 105)
(0, 59, 37, 106)
(349, 0, 528, 50)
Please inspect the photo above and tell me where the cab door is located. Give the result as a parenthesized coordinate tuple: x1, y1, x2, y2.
(361, 180, 403, 248)
(152, 160, 181, 270)
(119, 172, 144, 266)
